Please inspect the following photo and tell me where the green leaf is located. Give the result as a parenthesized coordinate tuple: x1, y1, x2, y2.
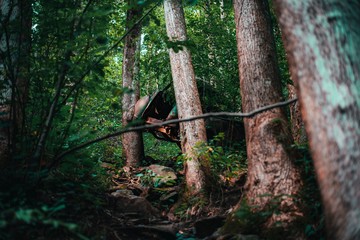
(15, 209, 38, 224)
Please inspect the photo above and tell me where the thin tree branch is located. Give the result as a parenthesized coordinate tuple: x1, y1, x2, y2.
(32, 6, 82, 162)
(59, 0, 162, 107)
(51, 98, 297, 166)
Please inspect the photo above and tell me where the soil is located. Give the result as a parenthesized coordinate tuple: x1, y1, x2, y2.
(100, 163, 246, 240)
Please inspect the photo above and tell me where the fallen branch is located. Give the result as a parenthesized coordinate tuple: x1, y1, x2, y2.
(52, 98, 297, 165)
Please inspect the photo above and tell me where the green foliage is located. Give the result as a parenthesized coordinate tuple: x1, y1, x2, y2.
(223, 199, 270, 235)
(185, 0, 198, 6)
(191, 134, 247, 179)
(217, 145, 324, 239)
(140, 7, 172, 95)
(173, 194, 209, 221)
(20, 0, 124, 167)
(0, 0, 325, 239)
(0, 206, 85, 240)
(136, 168, 177, 188)
(135, 170, 156, 186)
(0, 154, 110, 239)
(144, 132, 180, 152)
(46, 157, 110, 209)
(222, 196, 303, 239)
(185, 3, 241, 112)
(140, 2, 241, 112)
(269, 0, 292, 96)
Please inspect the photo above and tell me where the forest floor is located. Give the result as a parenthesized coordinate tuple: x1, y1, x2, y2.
(100, 162, 247, 240)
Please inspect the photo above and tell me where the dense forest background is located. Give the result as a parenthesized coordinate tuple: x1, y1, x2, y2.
(1, 0, 359, 239)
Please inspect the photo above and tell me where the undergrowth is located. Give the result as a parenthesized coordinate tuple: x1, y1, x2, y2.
(0, 155, 111, 240)
(219, 144, 325, 239)
(171, 133, 248, 220)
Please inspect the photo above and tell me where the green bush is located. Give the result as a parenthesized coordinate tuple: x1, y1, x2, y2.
(0, 154, 111, 240)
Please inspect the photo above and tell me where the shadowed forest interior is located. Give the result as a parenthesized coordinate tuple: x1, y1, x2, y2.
(1, 0, 359, 239)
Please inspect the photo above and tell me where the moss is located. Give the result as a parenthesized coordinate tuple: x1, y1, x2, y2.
(268, 118, 292, 144)
(171, 191, 209, 220)
(220, 199, 268, 235)
(220, 198, 308, 239)
(220, 214, 246, 235)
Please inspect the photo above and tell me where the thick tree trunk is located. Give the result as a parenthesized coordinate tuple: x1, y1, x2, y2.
(122, 1, 144, 167)
(164, 0, 209, 196)
(233, 0, 303, 225)
(1, 0, 18, 161)
(0, 0, 31, 162)
(273, 1, 360, 239)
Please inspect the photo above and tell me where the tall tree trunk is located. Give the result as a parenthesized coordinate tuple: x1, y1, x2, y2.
(273, 1, 360, 239)
(163, 0, 209, 196)
(0, 0, 31, 162)
(233, 0, 303, 226)
(122, 1, 144, 167)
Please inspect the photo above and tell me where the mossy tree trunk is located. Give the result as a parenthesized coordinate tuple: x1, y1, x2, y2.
(163, 0, 209, 196)
(273, 1, 360, 239)
(287, 84, 307, 144)
(121, 0, 144, 167)
(233, 0, 303, 226)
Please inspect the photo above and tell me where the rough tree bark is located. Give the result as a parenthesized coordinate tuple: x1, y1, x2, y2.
(233, 0, 303, 226)
(0, 0, 31, 162)
(273, 1, 360, 239)
(287, 84, 307, 144)
(163, 0, 209, 196)
(121, 1, 144, 167)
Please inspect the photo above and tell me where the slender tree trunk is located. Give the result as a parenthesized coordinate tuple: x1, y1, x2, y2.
(15, 0, 31, 135)
(121, 1, 144, 167)
(164, 0, 209, 196)
(33, 9, 79, 165)
(233, 0, 303, 226)
(219, 0, 225, 20)
(273, 1, 360, 239)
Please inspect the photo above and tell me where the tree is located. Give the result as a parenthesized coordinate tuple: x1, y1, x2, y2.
(186, 1, 240, 113)
(0, 0, 31, 162)
(287, 83, 307, 144)
(121, 0, 144, 167)
(233, 0, 303, 226)
(273, 1, 360, 239)
(163, 0, 209, 196)
(28, 1, 117, 166)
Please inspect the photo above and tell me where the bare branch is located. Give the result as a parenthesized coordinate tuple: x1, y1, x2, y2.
(51, 98, 297, 165)
(59, 0, 162, 107)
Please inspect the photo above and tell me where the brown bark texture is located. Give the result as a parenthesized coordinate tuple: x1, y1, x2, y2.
(122, 2, 144, 167)
(287, 84, 307, 144)
(233, 0, 303, 225)
(273, 1, 360, 239)
(163, 0, 208, 196)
